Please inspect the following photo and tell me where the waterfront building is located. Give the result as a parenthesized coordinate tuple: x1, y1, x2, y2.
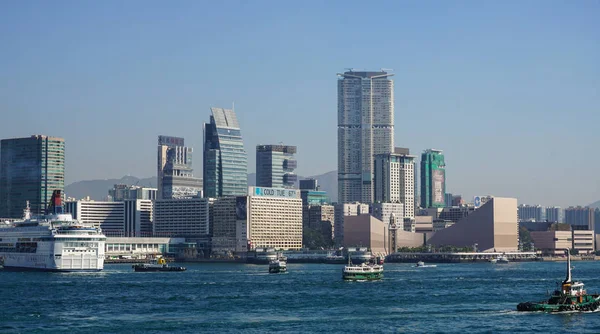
(545, 206, 562, 223)
(157, 135, 203, 199)
(337, 70, 394, 204)
(303, 204, 335, 244)
(109, 184, 157, 201)
(334, 202, 369, 246)
(427, 197, 519, 252)
(371, 202, 404, 228)
(203, 107, 248, 198)
(0, 135, 65, 218)
(104, 237, 186, 259)
(530, 230, 594, 255)
(518, 204, 544, 222)
(238, 187, 302, 250)
(153, 198, 210, 237)
(420, 149, 446, 208)
(373, 149, 416, 219)
(343, 215, 387, 257)
(210, 197, 238, 254)
(564, 206, 595, 231)
(124, 200, 153, 237)
(256, 145, 297, 188)
(438, 206, 476, 223)
(65, 200, 126, 237)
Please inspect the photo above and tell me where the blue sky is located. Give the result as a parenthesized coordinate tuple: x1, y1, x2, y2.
(1, 1, 598, 207)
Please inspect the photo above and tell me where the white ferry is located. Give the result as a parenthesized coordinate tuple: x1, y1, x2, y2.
(0, 191, 106, 272)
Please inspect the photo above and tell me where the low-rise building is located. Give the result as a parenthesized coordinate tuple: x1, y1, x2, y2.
(334, 202, 369, 246)
(104, 237, 186, 259)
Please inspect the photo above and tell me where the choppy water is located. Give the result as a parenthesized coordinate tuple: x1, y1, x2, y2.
(1, 261, 600, 333)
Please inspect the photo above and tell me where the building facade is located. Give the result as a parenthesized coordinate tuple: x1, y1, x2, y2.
(210, 197, 239, 254)
(373, 150, 416, 219)
(65, 200, 126, 237)
(518, 204, 544, 222)
(337, 70, 394, 204)
(420, 149, 446, 208)
(203, 107, 248, 198)
(333, 202, 369, 246)
(157, 135, 203, 199)
(0, 135, 65, 218)
(564, 207, 595, 231)
(109, 184, 157, 201)
(303, 204, 335, 244)
(124, 199, 153, 237)
(545, 206, 562, 223)
(256, 145, 297, 188)
(371, 202, 404, 227)
(153, 198, 210, 237)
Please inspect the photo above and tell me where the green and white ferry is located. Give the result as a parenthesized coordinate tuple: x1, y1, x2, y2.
(342, 257, 383, 281)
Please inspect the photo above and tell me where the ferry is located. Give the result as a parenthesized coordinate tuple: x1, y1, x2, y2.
(342, 257, 383, 281)
(268, 255, 287, 273)
(0, 190, 106, 272)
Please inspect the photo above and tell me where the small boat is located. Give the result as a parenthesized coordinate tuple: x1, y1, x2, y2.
(269, 256, 287, 273)
(489, 258, 498, 264)
(415, 261, 437, 268)
(517, 249, 600, 312)
(496, 255, 509, 264)
(343, 257, 383, 281)
(132, 258, 186, 272)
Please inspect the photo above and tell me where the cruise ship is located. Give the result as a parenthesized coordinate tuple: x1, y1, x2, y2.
(0, 190, 106, 272)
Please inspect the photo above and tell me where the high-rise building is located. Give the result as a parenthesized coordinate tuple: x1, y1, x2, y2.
(203, 107, 248, 198)
(153, 198, 210, 237)
(256, 145, 297, 188)
(373, 149, 416, 219)
(518, 204, 545, 222)
(157, 135, 203, 199)
(420, 149, 446, 208)
(299, 178, 318, 191)
(371, 202, 404, 226)
(445, 193, 453, 207)
(545, 206, 562, 223)
(0, 135, 65, 218)
(109, 184, 157, 201)
(564, 207, 595, 231)
(337, 70, 394, 204)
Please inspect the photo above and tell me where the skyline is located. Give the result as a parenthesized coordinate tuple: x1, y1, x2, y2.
(1, 1, 599, 208)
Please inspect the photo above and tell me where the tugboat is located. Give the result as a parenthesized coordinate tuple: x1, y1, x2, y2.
(132, 258, 186, 272)
(517, 249, 600, 312)
(342, 257, 383, 281)
(268, 255, 287, 273)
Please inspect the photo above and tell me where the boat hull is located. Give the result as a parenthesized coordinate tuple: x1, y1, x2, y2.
(517, 296, 600, 312)
(2, 265, 102, 272)
(133, 266, 186, 272)
(269, 267, 287, 273)
(343, 272, 383, 281)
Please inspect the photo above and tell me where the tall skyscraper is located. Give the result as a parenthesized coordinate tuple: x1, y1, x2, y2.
(420, 149, 446, 208)
(157, 135, 203, 199)
(203, 107, 248, 198)
(373, 149, 416, 219)
(337, 70, 394, 204)
(256, 144, 297, 188)
(0, 135, 65, 218)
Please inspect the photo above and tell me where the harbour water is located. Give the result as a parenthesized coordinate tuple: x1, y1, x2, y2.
(2, 261, 600, 333)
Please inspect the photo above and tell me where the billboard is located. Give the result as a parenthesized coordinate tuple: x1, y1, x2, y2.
(236, 196, 247, 220)
(158, 135, 184, 147)
(250, 187, 299, 199)
(473, 196, 492, 209)
(432, 169, 445, 206)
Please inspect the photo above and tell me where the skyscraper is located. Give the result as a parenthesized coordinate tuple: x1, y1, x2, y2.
(256, 144, 297, 188)
(157, 135, 203, 199)
(545, 206, 562, 223)
(564, 207, 595, 230)
(337, 70, 394, 204)
(203, 107, 248, 198)
(518, 204, 544, 222)
(373, 149, 416, 219)
(0, 135, 65, 217)
(420, 149, 446, 208)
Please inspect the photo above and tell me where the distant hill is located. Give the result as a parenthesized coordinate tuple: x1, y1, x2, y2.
(65, 176, 157, 200)
(67, 171, 338, 202)
(588, 201, 600, 209)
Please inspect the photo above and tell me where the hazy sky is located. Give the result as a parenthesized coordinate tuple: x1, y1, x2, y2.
(1, 1, 598, 207)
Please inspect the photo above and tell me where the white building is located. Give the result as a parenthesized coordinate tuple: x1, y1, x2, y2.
(153, 198, 210, 237)
(238, 186, 303, 251)
(65, 200, 125, 236)
(124, 200, 153, 237)
(334, 202, 370, 245)
(337, 70, 394, 204)
(105, 237, 185, 258)
(374, 150, 416, 219)
(371, 202, 404, 226)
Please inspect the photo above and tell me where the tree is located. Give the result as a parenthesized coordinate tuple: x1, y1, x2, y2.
(519, 226, 533, 251)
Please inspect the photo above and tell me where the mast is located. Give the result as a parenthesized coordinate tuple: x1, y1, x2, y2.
(564, 248, 572, 284)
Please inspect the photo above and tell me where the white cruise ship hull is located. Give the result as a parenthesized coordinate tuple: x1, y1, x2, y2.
(2, 253, 104, 272)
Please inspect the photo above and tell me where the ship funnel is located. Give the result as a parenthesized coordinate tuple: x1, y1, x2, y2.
(47, 190, 64, 215)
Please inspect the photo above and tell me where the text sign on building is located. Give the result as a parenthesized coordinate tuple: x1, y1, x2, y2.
(158, 135, 184, 146)
(250, 187, 299, 199)
(473, 196, 491, 208)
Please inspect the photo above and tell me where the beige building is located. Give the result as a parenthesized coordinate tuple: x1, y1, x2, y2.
(343, 215, 387, 256)
(573, 230, 594, 254)
(244, 187, 303, 250)
(530, 231, 572, 255)
(427, 197, 518, 252)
